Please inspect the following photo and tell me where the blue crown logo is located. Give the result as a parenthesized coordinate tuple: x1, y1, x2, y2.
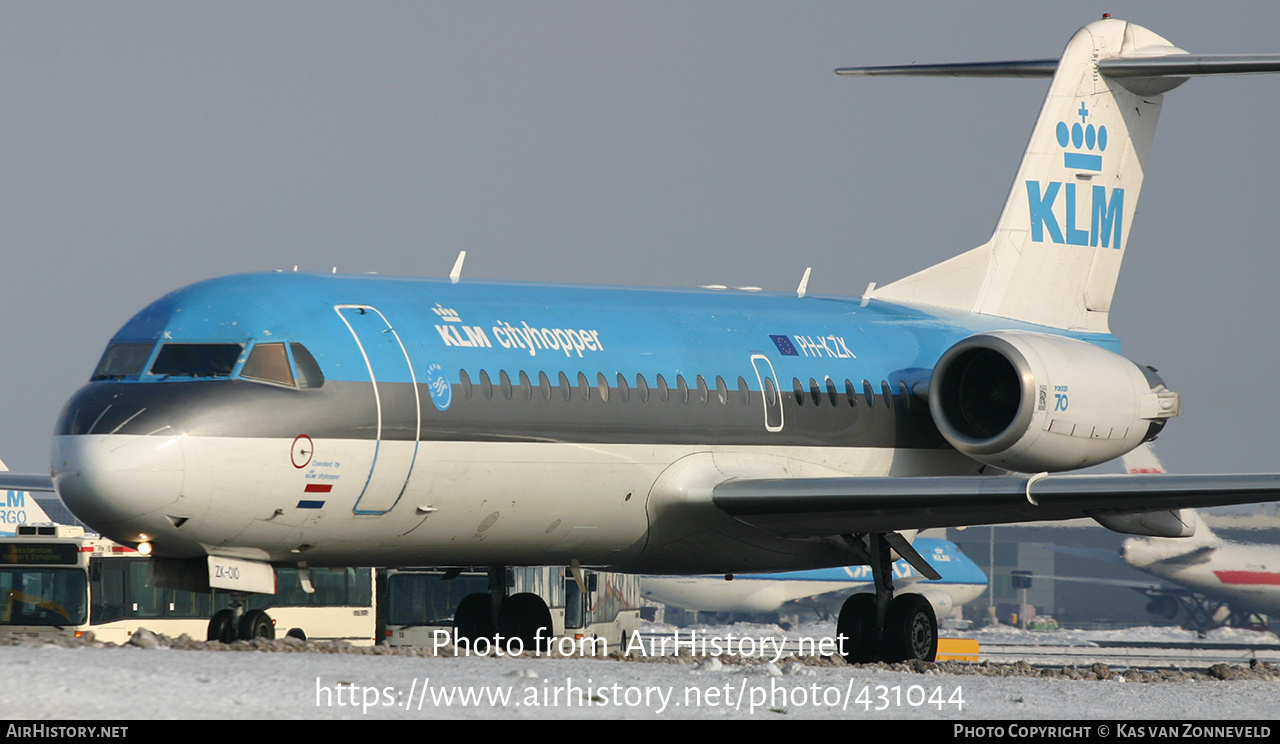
(1056, 102, 1106, 171)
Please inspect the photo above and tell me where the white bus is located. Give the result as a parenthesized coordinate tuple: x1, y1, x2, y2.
(0, 525, 375, 645)
(382, 566, 641, 655)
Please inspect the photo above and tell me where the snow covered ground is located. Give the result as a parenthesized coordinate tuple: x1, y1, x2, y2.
(5, 622, 1280, 721)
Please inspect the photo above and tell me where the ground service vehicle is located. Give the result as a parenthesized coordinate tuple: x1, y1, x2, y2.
(382, 566, 640, 654)
(0, 525, 375, 644)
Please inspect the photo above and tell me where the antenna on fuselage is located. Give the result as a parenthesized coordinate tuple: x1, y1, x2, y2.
(450, 251, 467, 284)
(796, 267, 812, 298)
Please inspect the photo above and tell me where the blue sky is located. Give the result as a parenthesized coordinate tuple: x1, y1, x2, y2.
(3, 2, 1279, 476)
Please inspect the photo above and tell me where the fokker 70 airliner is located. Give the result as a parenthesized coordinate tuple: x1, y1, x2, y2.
(5, 16, 1280, 663)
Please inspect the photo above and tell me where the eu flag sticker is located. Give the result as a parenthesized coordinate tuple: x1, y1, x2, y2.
(770, 335, 799, 356)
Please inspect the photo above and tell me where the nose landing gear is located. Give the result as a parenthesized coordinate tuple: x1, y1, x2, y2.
(206, 598, 276, 642)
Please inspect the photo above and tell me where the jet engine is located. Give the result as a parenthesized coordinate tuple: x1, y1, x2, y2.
(928, 331, 1180, 472)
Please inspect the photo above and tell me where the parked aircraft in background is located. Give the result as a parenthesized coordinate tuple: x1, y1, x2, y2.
(641, 537, 987, 626)
(1123, 512, 1280, 630)
(1118, 447, 1280, 630)
(6, 17, 1280, 663)
(0, 459, 51, 536)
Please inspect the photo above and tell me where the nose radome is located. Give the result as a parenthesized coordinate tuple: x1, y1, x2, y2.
(53, 432, 186, 530)
(1118, 537, 1152, 568)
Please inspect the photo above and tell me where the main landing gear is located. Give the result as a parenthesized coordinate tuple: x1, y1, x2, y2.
(836, 533, 939, 664)
(207, 598, 276, 642)
(453, 566, 553, 654)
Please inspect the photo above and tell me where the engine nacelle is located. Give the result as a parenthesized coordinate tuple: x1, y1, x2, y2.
(929, 331, 1180, 472)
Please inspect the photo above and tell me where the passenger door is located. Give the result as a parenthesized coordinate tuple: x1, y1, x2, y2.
(335, 305, 421, 514)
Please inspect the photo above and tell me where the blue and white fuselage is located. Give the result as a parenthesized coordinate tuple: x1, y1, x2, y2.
(54, 272, 1081, 573)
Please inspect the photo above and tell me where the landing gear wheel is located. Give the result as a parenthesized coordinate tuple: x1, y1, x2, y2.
(882, 594, 937, 663)
(453, 592, 495, 650)
(1147, 594, 1180, 620)
(497, 593, 554, 654)
(836, 594, 877, 664)
(239, 609, 275, 640)
(208, 609, 238, 643)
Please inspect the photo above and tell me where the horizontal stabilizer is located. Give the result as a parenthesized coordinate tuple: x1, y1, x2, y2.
(835, 60, 1056, 78)
(1099, 54, 1280, 77)
(713, 473, 1280, 537)
(836, 54, 1280, 80)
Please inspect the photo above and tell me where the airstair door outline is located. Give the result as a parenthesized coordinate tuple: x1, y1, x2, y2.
(336, 305, 421, 514)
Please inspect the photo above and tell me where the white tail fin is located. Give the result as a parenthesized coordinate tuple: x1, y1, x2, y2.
(843, 17, 1280, 332)
(1122, 442, 1166, 475)
(1114, 443, 1219, 544)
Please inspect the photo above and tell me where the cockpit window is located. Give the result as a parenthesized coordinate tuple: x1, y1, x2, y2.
(150, 344, 243, 378)
(91, 343, 154, 380)
(240, 343, 294, 386)
(290, 343, 324, 388)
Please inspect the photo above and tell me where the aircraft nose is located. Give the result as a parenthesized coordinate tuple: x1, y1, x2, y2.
(1119, 537, 1151, 568)
(53, 432, 186, 532)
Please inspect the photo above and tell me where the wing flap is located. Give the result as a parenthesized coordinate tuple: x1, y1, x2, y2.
(712, 473, 1280, 537)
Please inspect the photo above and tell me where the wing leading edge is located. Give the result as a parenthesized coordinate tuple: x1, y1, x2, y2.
(712, 473, 1280, 537)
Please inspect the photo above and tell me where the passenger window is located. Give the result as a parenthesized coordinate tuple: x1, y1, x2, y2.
(898, 381, 911, 409)
(826, 378, 839, 407)
(558, 372, 572, 402)
(499, 370, 513, 400)
(616, 373, 630, 403)
(518, 371, 532, 401)
(764, 377, 778, 407)
(241, 343, 295, 386)
(460, 370, 473, 399)
(290, 344, 325, 388)
(596, 373, 610, 402)
(737, 376, 751, 405)
(479, 370, 493, 400)
(656, 374, 670, 403)
(636, 373, 650, 403)
(577, 372, 591, 402)
(863, 380, 875, 408)
(845, 379, 858, 407)
(882, 381, 894, 408)
(539, 371, 552, 401)
(151, 343, 243, 378)
(715, 376, 728, 405)
(91, 343, 153, 380)
(792, 378, 805, 406)
(809, 378, 822, 407)
(676, 375, 690, 404)
(695, 375, 708, 404)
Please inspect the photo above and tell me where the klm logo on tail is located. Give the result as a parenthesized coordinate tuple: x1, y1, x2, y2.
(1026, 103, 1124, 251)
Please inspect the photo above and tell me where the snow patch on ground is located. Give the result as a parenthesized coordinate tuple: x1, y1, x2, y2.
(4, 622, 1280, 720)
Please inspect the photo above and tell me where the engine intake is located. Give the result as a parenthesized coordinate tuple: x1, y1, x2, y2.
(929, 331, 1179, 472)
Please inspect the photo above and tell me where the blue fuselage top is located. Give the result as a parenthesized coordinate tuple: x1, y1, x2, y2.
(62, 271, 1119, 450)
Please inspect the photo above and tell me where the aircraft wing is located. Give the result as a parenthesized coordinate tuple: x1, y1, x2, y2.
(1032, 543, 1127, 566)
(0, 474, 55, 492)
(1022, 574, 1175, 591)
(713, 473, 1280, 537)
